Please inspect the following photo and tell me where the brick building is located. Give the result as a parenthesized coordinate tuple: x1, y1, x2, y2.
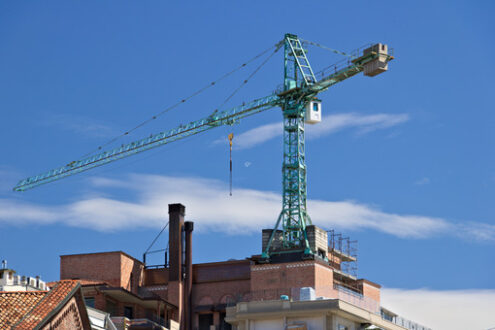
(58, 203, 428, 330)
(60, 251, 178, 329)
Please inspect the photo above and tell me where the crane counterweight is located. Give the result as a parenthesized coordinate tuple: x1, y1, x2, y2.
(363, 43, 390, 77)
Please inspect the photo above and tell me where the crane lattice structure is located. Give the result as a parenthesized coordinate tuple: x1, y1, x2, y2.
(13, 34, 393, 260)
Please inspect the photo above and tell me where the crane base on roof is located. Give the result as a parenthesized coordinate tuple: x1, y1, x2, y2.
(255, 250, 317, 264)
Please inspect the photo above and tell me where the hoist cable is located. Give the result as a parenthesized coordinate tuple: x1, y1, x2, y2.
(215, 44, 281, 112)
(212, 45, 280, 197)
(300, 39, 353, 58)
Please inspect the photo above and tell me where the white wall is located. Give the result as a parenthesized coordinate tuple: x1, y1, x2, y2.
(247, 315, 327, 330)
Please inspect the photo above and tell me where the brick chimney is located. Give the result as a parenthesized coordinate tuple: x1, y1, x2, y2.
(168, 203, 185, 282)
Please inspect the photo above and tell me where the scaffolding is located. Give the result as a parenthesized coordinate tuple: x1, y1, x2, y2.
(327, 230, 358, 278)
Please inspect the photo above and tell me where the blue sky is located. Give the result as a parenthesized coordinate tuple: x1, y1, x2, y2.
(1, 1, 494, 328)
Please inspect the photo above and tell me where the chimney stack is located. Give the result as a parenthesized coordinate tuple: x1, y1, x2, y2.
(168, 204, 185, 282)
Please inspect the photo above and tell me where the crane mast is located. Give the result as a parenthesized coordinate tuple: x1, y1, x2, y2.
(265, 34, 317, 258)
(13, 34, 393, 261)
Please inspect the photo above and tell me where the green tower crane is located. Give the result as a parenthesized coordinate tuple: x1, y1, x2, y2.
(13, 34, 393, 260)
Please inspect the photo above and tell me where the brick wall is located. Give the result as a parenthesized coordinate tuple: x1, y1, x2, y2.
(250, 261, 318, 301)
(358, 279, 381, 302)
(60, 251, 144, 293)
(61, 253, 122, 287)
(193, 279, 250, 307)
(120, 253, 144, 294)
(314, 262, 336, 299)
(306, 225, 328, 256)
(41, 295, 91, 330)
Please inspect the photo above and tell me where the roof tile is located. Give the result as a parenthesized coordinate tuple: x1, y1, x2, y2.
(0, 291, 47, 329)
(0, 280, 81, 329)
(14, 280, 80, 329)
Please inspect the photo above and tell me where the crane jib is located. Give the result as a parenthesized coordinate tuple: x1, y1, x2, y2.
(13, 94, 281, 191)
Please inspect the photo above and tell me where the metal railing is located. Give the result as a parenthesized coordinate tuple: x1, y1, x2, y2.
(334, 284, 380, 314)
(111, 316, 167, 330)
(388, 315, 431, 330)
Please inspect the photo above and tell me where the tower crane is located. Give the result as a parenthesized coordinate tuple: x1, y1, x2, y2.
(13, 34, 393, 261)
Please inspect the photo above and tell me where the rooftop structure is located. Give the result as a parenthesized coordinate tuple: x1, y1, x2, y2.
(0, 260, 48, 292)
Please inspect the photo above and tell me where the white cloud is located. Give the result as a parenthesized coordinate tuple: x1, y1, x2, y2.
(1, 174, 493, 243)
(220, 113, 409, 149)
(457, 222, 495, 242)
(382, 288, 495, 330)
(414, 177, 430, 185)
(0, 199, 59, 225)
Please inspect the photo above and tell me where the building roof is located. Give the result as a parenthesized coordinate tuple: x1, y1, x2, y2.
(83, 285, 177, 310)
(0, 291, 46, 328)
(60, 250, 144, 265)
(0, 280, 89, 329)
(15, 280, 81, 329)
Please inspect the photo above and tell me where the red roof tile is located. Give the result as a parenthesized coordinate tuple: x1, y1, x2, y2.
(0, 291, 47, 329)
(14, 280, 80, 329)
(0, 280, 83, 329)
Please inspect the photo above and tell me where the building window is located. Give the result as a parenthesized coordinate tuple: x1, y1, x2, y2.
(124, 306, 134, 319)
(0, 272, 3, 279)
(338, 325, 348, 330)
(106, 299, 117, 316)
(84, 297, 95, 308)
(318, 249, 326, 259)
(220, 312, 232, 330)
(313, 102, 319, 111)
(199, 314, 213, 330)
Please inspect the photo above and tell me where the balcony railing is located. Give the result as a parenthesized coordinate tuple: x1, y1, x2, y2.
(333, 284, 380, 314)
(111, 316, 167, 330)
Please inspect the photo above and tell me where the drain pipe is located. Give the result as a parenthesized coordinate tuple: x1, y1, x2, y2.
(184, 221, 194, 330)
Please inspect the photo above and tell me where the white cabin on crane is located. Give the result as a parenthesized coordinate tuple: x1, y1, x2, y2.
(305, 99, 322, 124)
